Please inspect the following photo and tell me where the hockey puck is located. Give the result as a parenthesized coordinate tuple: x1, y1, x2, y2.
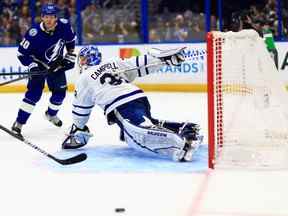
(115, 208, 125, 213)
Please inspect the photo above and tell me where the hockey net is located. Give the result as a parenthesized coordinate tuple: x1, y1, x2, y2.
(207, 29, 288, 169)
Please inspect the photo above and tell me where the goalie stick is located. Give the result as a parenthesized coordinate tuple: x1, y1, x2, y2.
(115, 47, 206, 75)
(0, 124, 87, 165)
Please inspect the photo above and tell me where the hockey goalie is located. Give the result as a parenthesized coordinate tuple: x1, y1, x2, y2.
(62, 45, 203, 162)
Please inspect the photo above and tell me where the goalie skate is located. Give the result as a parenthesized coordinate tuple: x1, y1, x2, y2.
(182, 135, 203, 162)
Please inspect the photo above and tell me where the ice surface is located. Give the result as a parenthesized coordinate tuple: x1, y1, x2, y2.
(0, 92, 287, 216)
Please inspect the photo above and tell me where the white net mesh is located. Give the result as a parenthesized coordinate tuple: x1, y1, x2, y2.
(210, 30, 288, 169)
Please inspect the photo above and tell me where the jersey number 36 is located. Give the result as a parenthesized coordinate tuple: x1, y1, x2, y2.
(100, 73, 124, 86)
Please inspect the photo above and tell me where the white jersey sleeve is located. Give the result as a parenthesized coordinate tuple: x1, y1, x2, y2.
(72, 54, 161, 128)
(114, 54, 163, 82)
(72, 74, 96, 129)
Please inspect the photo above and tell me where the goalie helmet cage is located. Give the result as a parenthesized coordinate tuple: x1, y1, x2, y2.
(207, 29, 288, 169)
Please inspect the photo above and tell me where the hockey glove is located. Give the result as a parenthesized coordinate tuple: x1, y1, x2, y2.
(61, 52, 76, 71)
(62, 124, 93, 149)
(28, 62, 41, 78)
(48, 57, 64, 73)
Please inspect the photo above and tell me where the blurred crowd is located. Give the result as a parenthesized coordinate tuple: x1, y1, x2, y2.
(0, 0, 75, 45)
(227, 0, 288, 38)
(149, 11, 207, 42)
(0, 0, 30, 45)
(81, 0, 139, 43)
(0, 0, 287, 46)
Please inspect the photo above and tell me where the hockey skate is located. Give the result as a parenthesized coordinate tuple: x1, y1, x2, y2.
(11, 121, 23, 138)
(182, 135, 203, 161)
(178, 122, 200, 141)
(45, 111, 63, 127)
(178, 122, 202, 161)
(62, 124, 92, 149)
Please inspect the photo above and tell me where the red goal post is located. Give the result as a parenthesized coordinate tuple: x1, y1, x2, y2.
(207, 29, 288, 169)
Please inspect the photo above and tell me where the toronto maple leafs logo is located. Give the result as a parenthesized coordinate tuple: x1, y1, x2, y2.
(45, 39, 65, 62)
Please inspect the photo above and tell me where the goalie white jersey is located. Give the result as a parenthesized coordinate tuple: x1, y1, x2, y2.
(63, 46, 202, 162)
(72, 54, 163, 128)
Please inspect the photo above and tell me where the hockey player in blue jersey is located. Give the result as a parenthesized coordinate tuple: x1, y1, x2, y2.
(62, 45, 203, 162)
(12, 3, 76, 137)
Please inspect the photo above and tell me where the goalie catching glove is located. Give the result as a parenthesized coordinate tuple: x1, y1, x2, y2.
(148, 47, 186, 66)
(62, 124, 93, 149)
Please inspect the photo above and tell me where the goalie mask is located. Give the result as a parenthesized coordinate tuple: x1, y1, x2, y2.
(77, 45, 102, 73)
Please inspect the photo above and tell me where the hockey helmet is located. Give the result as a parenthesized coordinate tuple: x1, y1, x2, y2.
(41, 3, 58, 16)
(78, 45, 102, 68)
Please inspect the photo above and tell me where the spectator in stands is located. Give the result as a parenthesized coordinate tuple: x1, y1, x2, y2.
(173, 14, 188, 41)
(68, 3, 77, 33)
(18, 5, 31, 37)
(115, 21, 128, 43)
(82, 2, 101, 43)
(57, 0, 71, 19)
(2, 32, 13, 45)
(126, 20, 139, 42)
(164, 21, 173, 41)
(9, 16, 21, 44)
(149, 28, 161, 42)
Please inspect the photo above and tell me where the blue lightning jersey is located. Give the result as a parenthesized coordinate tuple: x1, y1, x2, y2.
(17, 18, 76, 68)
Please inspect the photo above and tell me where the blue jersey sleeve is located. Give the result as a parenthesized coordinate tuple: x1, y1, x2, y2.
(59, 18, 76, 51)
(17, 28, 37, 66)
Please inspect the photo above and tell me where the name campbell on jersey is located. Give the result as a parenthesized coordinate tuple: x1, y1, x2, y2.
(72, 54, 163, 128)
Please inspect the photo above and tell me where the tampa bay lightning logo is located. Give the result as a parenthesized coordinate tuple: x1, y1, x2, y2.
(45, 39, 65, 62)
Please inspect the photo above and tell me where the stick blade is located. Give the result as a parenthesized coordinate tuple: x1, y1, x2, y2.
(54, 153, 87, 165)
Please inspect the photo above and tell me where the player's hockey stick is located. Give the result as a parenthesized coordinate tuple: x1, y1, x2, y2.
(0, 75, 29, 86)
(0, 56, 61, 77)
(0, 69, 51, 86)
(0, 70, 48, 76)
(0, 124, 87, 165)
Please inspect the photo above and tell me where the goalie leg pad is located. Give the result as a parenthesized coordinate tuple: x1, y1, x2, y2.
(116, 113, 187, 161)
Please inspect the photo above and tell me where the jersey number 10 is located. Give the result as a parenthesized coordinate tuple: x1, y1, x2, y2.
(20, 39, 30, 49)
